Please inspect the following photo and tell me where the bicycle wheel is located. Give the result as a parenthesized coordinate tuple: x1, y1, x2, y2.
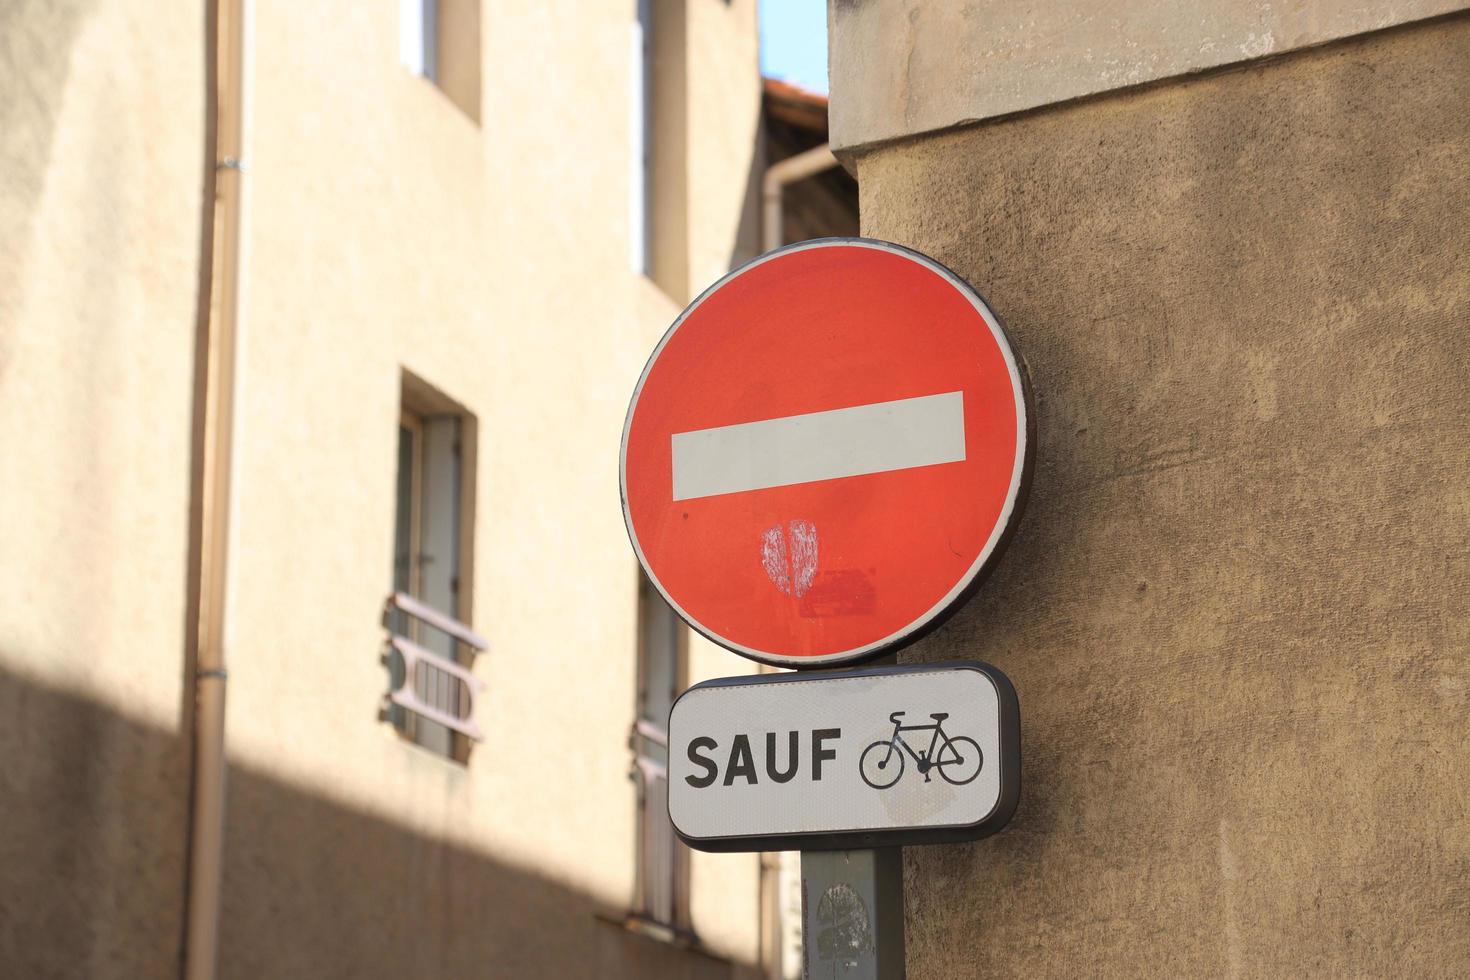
(859, 741, 904, 789)
(937, 736, 983, 785)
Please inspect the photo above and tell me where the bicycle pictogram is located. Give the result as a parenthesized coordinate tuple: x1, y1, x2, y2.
(859, 710, 982, 789)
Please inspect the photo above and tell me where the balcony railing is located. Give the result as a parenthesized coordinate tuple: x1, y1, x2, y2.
(383, 591, 488, 742)
(630, 717, 692, 935)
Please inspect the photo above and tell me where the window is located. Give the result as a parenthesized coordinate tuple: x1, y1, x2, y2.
(400, 0, 482, 122)
(629, 0, 689, 297)
(385, 374, 482, 762)
(630, 0, 654, 274)
(629, 572, 692, 935)
(399, 0, 437, 80)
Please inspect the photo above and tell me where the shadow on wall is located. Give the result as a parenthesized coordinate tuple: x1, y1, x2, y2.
(0, 659, 189, 976)
(0, 664, 753, 980)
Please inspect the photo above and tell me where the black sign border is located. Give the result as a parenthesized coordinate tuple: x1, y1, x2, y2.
(666, 661, 1021, 853)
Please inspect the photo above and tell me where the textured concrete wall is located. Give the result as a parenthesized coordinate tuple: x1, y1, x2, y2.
(852, 17, 1470, 978)
(829, 0, 1469, 153)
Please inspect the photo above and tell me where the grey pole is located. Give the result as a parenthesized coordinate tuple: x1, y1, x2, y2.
(801, 847, 905, 979)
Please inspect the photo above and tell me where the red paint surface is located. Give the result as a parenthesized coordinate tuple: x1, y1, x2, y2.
(623, 243, 1021, 663)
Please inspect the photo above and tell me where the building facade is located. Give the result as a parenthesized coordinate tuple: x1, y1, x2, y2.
(0, 2, 862, 977)
(828, 2, 1470, 977)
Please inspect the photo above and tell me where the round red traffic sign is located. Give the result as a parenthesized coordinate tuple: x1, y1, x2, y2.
(621, 238, 1032, 668)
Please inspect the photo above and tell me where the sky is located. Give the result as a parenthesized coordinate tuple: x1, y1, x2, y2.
(759, 0, 829, 94)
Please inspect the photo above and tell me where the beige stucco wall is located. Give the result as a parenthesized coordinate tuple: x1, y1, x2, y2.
(848, 14, 1470, 978)
(0, 1, 201, 973)
(0, 0, 769, 976)
(829, 0, 1470, 154)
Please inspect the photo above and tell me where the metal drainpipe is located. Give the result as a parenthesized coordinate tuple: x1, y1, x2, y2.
(183, 1, 249, 977)
(762, 141, 838, 252)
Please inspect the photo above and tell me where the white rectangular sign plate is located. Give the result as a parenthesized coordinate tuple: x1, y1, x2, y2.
(669, 391, 966, 501)
(667, 662, 1020, 852)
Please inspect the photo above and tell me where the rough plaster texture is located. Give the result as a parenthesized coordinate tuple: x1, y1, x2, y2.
(225, 1, 765, 969)
(0, 0, 769, 975)
(829, 0, 1470, 154)
(852, 17, 1470, 979)
(0, 1, 200, 973)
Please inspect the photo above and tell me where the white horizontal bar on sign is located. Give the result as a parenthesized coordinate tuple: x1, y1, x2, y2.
(671, 391, 966, 501)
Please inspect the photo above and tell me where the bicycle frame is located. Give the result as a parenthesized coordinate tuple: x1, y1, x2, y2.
(880, 718, 956, 769)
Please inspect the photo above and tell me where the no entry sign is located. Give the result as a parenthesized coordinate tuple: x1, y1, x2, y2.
(667, 662, 1021, 851)
(621, 238, 1032, 668)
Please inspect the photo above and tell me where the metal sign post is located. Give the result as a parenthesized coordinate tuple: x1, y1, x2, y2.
(619, 238, 1034, 979)
(801, 848, 905, 980)
(802, 655, 907, 980)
